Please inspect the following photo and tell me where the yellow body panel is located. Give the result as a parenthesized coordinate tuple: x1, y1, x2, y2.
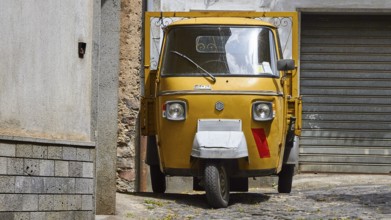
(142, 11, 301, 176)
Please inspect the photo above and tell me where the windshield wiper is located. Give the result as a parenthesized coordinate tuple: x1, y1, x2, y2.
(170, 50, 216, 83)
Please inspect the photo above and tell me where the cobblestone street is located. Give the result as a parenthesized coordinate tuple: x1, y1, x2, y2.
(97, 174, 391, 220)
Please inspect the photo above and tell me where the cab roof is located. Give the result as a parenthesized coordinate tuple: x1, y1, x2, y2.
(167, 17, 276, 28)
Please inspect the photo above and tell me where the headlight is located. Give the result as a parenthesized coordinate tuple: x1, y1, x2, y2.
(252, 102, 274, 121)
(163, 101, 187, 121)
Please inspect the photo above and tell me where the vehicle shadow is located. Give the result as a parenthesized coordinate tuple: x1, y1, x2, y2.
(126, 192, 271, 209)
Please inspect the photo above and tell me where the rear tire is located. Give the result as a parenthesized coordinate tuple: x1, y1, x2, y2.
(278, 164, 295, 193)
(150, 165, 166, 193)
(204, 161, 230, 208)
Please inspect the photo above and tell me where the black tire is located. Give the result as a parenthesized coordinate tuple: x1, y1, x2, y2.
(150, 164, 166, 193)
(278, 164, 295, 193)
(204, 161, 230, 208)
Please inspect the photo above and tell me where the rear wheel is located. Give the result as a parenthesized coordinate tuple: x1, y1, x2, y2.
(150, 164, 166, 193)
(278, 164, 295, 193)
(204, 161, 230, 208)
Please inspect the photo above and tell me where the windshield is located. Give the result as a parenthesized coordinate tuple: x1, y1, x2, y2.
(161, 26, 279, 77)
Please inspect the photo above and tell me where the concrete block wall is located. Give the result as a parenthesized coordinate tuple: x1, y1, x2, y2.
(0, 142, 94, 219)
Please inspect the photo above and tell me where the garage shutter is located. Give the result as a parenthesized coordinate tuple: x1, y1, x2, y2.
(299, 14, 391, 173)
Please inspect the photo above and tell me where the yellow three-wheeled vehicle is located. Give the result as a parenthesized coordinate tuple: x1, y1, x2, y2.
(141, 12, 301, 208)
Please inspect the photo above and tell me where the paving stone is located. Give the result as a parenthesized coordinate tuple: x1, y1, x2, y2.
(106, 174, 391, 220)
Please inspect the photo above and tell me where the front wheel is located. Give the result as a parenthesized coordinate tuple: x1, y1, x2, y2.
(150, 165, 166, 193)
(278, 164, 295, 193)
(204, 161, 230, 208)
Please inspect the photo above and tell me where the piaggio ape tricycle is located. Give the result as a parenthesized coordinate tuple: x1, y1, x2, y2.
(141, 12, 302, 208)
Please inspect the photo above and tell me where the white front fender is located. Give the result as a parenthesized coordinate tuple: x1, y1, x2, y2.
(191, 131, 248, 159)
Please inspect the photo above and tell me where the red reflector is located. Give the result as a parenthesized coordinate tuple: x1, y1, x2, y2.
(251, 128, 271, 158)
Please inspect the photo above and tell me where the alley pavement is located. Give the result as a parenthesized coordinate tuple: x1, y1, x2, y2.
(96, 174, 391, 220)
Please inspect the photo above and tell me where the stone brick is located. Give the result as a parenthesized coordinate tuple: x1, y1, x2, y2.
(0, 157, 7, 174)
(82, 162, 94, 178)
(7, 157, 24, 175)
(77, 148, 90, 161)
(0, 143, 16, 156)
(31, 177, 45, 193)
(40, 160, 55, 176)
(74, 211, 92, 220)
(15, 176, 31, 193)
(14, 212, 29, 220)
(44, 177, 73, 194)
(0, 176, 15, 193)
(32, 145, 48, 159)
(16, 144, 33, 157)
(30, 212, 46, 220)
(0, 213, 14, 220)
(69, 161, 82, 177)
(53, 194, 68, 211)
(24, 159, 40, 176)
(0, 194, 23, 211)
(48, 146, 63, 159)
(68, 195, 82, 211)
(75, 178, 93, 194)
(63, 147, 77, 160)
(58, 211, 76, 220)
(45, 212, 60, 219)
(82, 195, 93, 210)
(39, 194, 54, 211)
(55, 160, 69, 176)
(16, 176, 45, 194)
(22, 194, 38, 211)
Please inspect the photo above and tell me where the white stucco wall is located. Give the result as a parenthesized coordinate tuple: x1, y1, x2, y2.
(0, 0, 93, 141)
(153, 0, 391, 12)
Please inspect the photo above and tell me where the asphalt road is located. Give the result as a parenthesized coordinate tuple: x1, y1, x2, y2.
(96, 174, 391, 220)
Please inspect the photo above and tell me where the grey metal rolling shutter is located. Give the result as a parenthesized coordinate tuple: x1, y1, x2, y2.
(300, 14, 391, 173)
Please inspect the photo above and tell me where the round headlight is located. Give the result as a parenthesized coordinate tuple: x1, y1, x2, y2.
(253, 102, 274, 121)
(165, 101, 186, 121)
(167, 103, 184, 118)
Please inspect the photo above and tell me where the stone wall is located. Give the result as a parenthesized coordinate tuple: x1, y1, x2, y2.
(117, 0, 143, 192)
(0, 142, 94, 219)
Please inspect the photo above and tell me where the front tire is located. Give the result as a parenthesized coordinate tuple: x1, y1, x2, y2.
(150, 164, 166, 193)
(204, 161, 230, 208)
(278, 164, 295, 193)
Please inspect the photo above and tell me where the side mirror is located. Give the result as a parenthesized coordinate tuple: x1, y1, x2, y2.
(277, 59, 295, 71)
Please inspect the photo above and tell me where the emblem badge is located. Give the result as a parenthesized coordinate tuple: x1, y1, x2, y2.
(215, 101, 224, 111)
